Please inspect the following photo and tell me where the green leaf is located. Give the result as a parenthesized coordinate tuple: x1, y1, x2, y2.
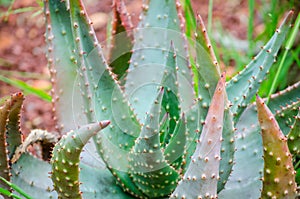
(79, 163, 132, 199)
(274, 100, 300, 135)
(5, 92, 24, 159)
(218, 106, 235, 192)
(171, 74, 226, 198)
(266, 12, 300, 102)
(288, 108, 300, 156)
(11, 153, 57, 199)
(46, 0, 85, 132)
(12, 152, 132, 199)
(0, 93, 24, 191)
(256, 95, 297, 198)
(195, 14, 221, 98)
(68, 0, 102, 125)
(47, 1, 141, 186)
(51, 121, 110, 199)
(0, 176, 32, 199)
(55, 1, 141, 180)
(163, 115, 186, 170)
(220, 82, 300, 197)
(0, 75, 51, 102)
(218, 107, 263, 198)
(129, 89, 179, 198)
(108, 0, 133, 81)
(124, 0, 193, 123)
(0, 187, 24, 199)
(161, 43, 180, 146)
(194, 16, 235, 192)
(267, 82, 300, 111)
(267, 82, 300, 135)
(227, 11, 294, 122)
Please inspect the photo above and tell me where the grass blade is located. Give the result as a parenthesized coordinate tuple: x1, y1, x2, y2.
(207, 0, 213, 35)
(0, 75, 51, 102)
(0, 187, 23, 199)
(266, 12, 300, 104)
(247, 0, 255, 56)
(0, 176, 32, 199)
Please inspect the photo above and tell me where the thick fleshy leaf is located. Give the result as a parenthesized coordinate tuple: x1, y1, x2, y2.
(11, 130, 58, 164)
(218, 107, 263, 198)
(220, 81, 300, 197)
(5, 93, 24, 160)
(164, 115, 186, 170)
(161, 43, 181, 146)
(238, 82, 300, 136)
(288, 108, 300, 156)
(267, 81, 300, 111)
(182, 103, 199, 172)
(267, 82, 300, 135)
(66, 0, 140, 144)
(108, 0, 133, 81)
(69, 0, 104, 124)
(51, 121, 109, 199)
(47, 0, 105, 168)
(217, 106, 235, 192)
(124, 0, 193, 123)
(256, 96, 296, 198)
(193, 14, 221, 134)
(275, 100, 300, 135)
(12, 153, 131, 199)
(227, 11, 294, 122)
(79, 163, 132, 199)
(129, 89, 179, 198)
(195, 14, 220, 100)
(46, 0, 86, 132)
(171, 73, 225, 199)
(96, 133, 145, 197)
(92, 60, 142, 196)
(11, 153, 57, 199)
(0, 93, 23, 191)
(194, 16, 235, 191)
(60, 2, 142, 193)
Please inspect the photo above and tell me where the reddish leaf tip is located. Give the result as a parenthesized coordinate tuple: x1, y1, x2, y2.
(99, 120, 110, 129)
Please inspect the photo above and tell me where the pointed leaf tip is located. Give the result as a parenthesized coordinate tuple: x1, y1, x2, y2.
(171, 72, 226, 198)
(256, 95, 297, 199)
(51, 122, 109, 199)
(227, 10, 294, 122)
(99, 120, 110, 129)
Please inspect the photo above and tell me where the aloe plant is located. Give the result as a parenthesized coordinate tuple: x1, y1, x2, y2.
(1, 0, 299, 198)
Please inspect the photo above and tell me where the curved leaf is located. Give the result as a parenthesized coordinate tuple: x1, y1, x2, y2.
(51, 121, 109, 199)
(46, 0, 85, 132)
(171, 73, 225, 198)
(0, 93, 24, 191)
(108, 0, 133, 81)
(124, 0, 193, 122)
(288, 108, 300, 156)
(227, 11, 294, 122)
(256, 96, 296, 198)
(218, 107, 263, 198)
(129, 89, 179, 198)
(11, 153, 57, 199)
